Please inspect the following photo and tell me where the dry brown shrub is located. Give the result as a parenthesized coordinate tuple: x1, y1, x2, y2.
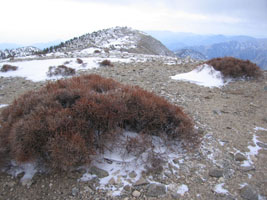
(206, 57, 262, 79)
(94, 50, 101, 54)
(0, 74, 195, 170)
(0, 64, 18, 72)
(47, 65, 76, 77)
(76, 58, 83, 64)
(99, 59, 113, 67)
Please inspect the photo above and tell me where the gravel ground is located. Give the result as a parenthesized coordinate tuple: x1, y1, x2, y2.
(0, 60, 266, 200)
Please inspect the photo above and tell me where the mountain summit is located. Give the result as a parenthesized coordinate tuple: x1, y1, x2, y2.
(46, 27, 175, 57)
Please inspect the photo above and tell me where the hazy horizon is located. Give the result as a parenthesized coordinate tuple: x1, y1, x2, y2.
(0, 0, 266, 45)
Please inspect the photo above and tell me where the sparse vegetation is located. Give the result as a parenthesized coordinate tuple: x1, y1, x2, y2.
(94, 50, 101, 54)
(47, 65, 76, 77)
(0, 74, 195, 170)
(0, 64, 18, 72)
(206, 57, 262, 79)
(76, 58, 83, 64)
(100, 59, 113, 67)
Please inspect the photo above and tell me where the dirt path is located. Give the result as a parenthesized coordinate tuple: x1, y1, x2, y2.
(0, 61, 266, 200)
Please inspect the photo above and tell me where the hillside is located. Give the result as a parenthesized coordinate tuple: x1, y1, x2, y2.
(45, 27, 175, 57)
(0, 46, 40, 59)
(174, 49, 207, 60)
(0, 57, 266, 199)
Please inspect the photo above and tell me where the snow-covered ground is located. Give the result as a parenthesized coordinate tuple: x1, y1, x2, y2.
(0, 52, 182, 82)
(0, 104, 8, 108)
(171, 64, 231, 88)
(240, 127, 267, 167)
(4, 131, 186, 196)
(214, 183, 229, 194)
(0, 57, 130, 82)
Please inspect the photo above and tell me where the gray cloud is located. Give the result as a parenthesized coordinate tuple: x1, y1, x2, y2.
(70, 0, 267, 22)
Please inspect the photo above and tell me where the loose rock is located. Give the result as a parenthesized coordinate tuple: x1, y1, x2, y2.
(89, 166, 109, 178)
(240, 185, 259, 200)
(146, 183, 166, 197)
(134, 177, 149, 186)
(132, 190, 141, 197)
(209, 168, 224, 178)
(235, 153, 247, 162)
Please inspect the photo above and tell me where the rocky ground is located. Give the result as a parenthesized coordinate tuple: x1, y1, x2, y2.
(0, 60, 267, 200)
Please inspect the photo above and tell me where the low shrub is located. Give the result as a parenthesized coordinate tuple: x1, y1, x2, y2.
(76, 58, 83, 64)
(47, 65, 75, 77)
(0, 74, 195, 170)
(100, 59, 113, 67)
(206, 57, 262, 79)
(0, 64, 18, 72)
(94, 50, 101, 54)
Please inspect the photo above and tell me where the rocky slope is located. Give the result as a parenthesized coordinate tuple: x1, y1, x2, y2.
(0, 57, 266, 200)
(45, 27, 175, 57)
(174, 49, 207, 60)
(0, 46, 41, 59)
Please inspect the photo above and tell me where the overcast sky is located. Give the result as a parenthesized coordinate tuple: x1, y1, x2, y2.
(0, 0, 266, 45)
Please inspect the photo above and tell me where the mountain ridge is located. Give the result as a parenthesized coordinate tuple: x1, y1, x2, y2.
(44, 27, 175, 57)
(187, 39, 267, 70)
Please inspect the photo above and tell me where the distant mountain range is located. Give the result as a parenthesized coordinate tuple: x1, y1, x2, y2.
(0, 40, 62, 51)
(1, 28, 267, 70)
(148, 31, 267, 70)
(174, 49, 207, 60)
(187, 39, 267, 70)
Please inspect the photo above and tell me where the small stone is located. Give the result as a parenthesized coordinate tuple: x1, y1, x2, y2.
(213, 110, 221, 115)
(235, 153, 247, 161)
(240, 166, 256, 172)
(108, 177, 116, 185)
(5, 181, 16, 187)
(21, 178, 33, 187)
(72, 187, 79, 196)
(129, 171, 137, 179)
(240, 185, 259, 200)
(132, 190, 141, 197)
(123, 185, 131, 192)
(256, 142, 267, 148)
(84, 186, 93, 193)
(209, 168, 224, 178)
(134, 177, 149, 186)
(264, 86, 267, 91)
(146, 183, 166, 197)
(89, 166, 109, 178)
(117, 176, 122, 185)
(218, 177, 225, 183)
(173, 158, 180, 164)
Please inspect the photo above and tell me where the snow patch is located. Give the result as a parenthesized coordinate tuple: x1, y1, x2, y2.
(171, 64, 230, 88)
(214, 183, 229, 194)
(254, 127, 267, 131)
(176, 184, 189, 196)
(241, 129, 264, 167)
(79, 131, 184, 196)
(0, 104, 8, 108)
(5, 161, 38, 184)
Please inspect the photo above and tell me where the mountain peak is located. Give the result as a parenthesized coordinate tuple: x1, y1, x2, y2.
(44, 27, 174, 57)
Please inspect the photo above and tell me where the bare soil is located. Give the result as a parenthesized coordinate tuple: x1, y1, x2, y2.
(0, 61, 266, 200)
